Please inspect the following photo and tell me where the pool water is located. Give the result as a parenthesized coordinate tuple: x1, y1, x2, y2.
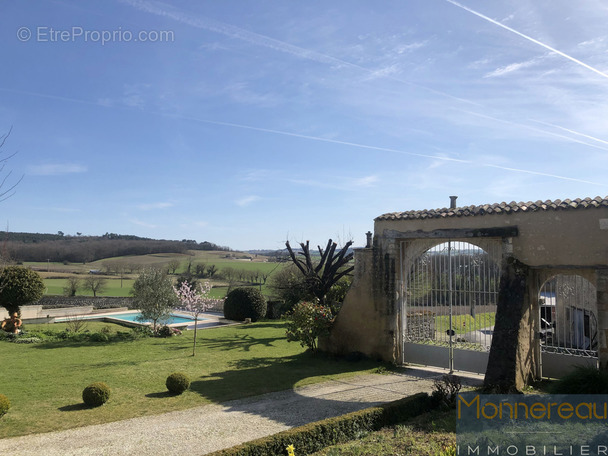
(107, 311, 200, 325)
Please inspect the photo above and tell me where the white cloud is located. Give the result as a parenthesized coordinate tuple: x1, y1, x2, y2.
(483, 58, 538, 78)
(137, 202, 174, 210)
(236, 195, 261, 207)
(129, 218, 157, 228)
(353, 175, 379, 187)
(27, 163, 87, 176)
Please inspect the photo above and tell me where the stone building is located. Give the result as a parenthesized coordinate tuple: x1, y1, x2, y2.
(322, 196, 608, 391)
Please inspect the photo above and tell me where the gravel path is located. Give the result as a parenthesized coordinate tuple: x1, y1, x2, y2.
(2, 368, 482, 456)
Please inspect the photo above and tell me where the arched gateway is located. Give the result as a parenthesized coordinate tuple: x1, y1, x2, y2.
(322, 196, 608, 391)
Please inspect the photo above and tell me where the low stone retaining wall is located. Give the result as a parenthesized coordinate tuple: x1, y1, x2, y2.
(36, 296, 135, 309)
(406, 311, 436, 339)
(3, 296, 224, 320)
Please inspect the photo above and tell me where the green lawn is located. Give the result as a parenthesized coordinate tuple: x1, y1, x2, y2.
(43, 279, 264, 299)
(43, 278, 135, 297)
(32, 250, 287, 299)
(0, 321, 381, 438)
(435, 312, 495, 335)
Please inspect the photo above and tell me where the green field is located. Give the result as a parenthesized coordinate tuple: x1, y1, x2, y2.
(435, 312, 495, 335)
(43, 278, 136, 297)
(25, 250, 287, 299)
(0, 321, 381, 438)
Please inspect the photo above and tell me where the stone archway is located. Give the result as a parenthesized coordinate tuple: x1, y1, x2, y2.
(323, 196, 608, 391)
(536, 273, 599, 378)
(399, 239, 502, 374)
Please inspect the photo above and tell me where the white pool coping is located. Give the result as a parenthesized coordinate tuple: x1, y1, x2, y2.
(55, 310, 234, 330)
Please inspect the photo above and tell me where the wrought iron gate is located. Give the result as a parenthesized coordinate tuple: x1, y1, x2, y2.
(401, 240, 501, 374)
(539, 274, 599, 378)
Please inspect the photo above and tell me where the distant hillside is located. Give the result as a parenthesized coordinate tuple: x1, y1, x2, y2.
(1, 231, 230, 263)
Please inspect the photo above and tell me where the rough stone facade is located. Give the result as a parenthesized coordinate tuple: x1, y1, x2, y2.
(36, 296, 135, 309)
(323, 196, 608, 390)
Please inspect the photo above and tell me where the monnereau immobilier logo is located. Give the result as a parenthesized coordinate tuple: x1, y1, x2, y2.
(457, 393, 608, 456)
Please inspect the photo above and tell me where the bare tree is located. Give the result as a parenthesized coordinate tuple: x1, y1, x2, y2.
(285, 239, 354, 308)
(83, 275, 108, 297)
(195, 262, 207, 278)
(206, 264, 218, 278)
(63, 276, 81, 296)
(65, 314, 88, 333)
(167, 259, 181, 274)
(0, 127, 23, 203)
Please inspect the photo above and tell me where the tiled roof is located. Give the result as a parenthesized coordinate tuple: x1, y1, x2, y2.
(375, 196, 608, 221)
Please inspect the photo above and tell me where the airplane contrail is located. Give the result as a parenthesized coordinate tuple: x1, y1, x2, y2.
(121, 0, 479, 106)
(529, 119, 608, 147)
(444, 0, 608, 80)
(2, 85, 605, 187)
(164, 111, 605, 187)
(459, 109, 608, 152)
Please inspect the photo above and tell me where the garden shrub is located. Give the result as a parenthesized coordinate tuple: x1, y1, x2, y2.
(13, 337, 42, 344)
(549, 366, 608, 394)
(0, 394, 10, 418)
(131, 326, 154, 338)
(156, 325, 182, 338)
(285, 302, 333, 351)
(166, 372, 190, 394)
(207, 392, 433, 456)
(82, 382, 111, 407)
(90, 332, 110, 343)
(0, 266, 45, 315)
(223, 287, 267, 322)
(431, 374, 462, 409)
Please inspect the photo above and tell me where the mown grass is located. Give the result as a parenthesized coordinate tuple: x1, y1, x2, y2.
(43, 278, 136, 297)
(0, 321, 380, 439)
(28, 250, 286, 299)
(435, 312, 495, 335)
(311, 408, 455, 456)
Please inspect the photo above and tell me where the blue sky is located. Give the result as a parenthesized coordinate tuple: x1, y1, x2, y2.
(1, 1, 607, 251)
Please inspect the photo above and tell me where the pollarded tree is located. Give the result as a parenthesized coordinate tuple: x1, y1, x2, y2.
(285, 239, 354, 311)
(0, 266, 45, 315)
(132, 268, 178, 331)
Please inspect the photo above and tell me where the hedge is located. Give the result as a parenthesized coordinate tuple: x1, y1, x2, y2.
(207, 392, 434, 456)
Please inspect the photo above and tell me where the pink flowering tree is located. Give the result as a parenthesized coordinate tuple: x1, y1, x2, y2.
(173, 280, 215, 356)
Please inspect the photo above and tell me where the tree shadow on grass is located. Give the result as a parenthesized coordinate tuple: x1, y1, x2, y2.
(194, 333, 282, 352)
(188, 351, 398, 427)
(145, 391, 176, 399)
(58, 403, 90, 412)
(233, 322, 288, 330)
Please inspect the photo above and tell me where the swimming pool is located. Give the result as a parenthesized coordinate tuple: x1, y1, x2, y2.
(108, 311, 201, 325)
(53, 310, 230, 330)
(55, 311, 201, 328)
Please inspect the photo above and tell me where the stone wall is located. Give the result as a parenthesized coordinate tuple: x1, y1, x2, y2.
(406, 312, 435, 340)
(36, 296, 135, 309)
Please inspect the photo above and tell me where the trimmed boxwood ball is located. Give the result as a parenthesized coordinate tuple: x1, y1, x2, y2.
(166, 372, 190, 394)
(223, 287, 267, 322)
(0, 394, 10, 418)
(82, 382, 111, 407)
